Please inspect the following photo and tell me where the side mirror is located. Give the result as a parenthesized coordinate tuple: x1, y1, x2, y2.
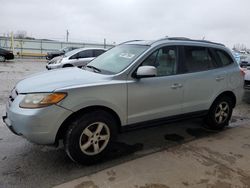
(135, 66, 157, 79)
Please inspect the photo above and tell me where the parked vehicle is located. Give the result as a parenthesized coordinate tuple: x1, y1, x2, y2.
(3, 37, 244, 164)
(46, 48, 106, 70)
(241, 55, 250, 89)
(245, 72, 250, 89)
(0, 48, 14, 62)
(46, 46, 79, 60)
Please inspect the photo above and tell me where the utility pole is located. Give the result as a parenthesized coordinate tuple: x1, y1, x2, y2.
(10, 32, 14, 52)
(104, 38, 106, 49)
(66, 30, 69, 42)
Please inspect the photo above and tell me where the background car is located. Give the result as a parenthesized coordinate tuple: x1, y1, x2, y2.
(46, 46, 79, 60)
(46, 48, 106, 70)
(0, 48, 14, 62)
(240, 55, 250, 69)
(241, 55, 250, 89)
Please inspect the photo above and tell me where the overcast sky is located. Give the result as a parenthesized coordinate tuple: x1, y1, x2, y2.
(1, 0, 250, 48)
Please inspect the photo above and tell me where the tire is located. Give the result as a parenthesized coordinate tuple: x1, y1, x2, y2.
(0, 55, 6, 62)
(64, 110, 117, 164)
(205, 96, 233, 130)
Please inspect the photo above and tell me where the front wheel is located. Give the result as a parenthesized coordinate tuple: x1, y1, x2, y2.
(205, 96, 233, 130)
(0, 55, 6, 62)
(64, 110, 117, 164)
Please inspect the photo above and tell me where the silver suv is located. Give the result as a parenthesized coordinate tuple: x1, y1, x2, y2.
(2, 37, 244, 164)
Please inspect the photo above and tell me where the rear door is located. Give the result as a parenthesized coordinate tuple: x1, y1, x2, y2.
(180, 46, 228, 113)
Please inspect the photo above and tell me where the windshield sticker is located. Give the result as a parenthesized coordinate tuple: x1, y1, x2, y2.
(119, 53, 135, 59)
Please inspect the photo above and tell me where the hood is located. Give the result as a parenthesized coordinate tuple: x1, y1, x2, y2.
(48, 56, 63, 64)
(16, 68, 110, 93)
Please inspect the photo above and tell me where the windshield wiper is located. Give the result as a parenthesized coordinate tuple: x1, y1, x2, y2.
(86, 65, 101, 72)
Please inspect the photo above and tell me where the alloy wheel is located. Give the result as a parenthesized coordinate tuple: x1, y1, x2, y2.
(214, 102, 229, 124)
(79, 122, 110, 156)
(0, 56, 5, 62)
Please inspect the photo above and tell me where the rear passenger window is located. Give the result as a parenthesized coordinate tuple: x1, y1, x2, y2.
(183, 46, 217, 73)
(78, 50, 93, 58)
(215, 50, 233, 66)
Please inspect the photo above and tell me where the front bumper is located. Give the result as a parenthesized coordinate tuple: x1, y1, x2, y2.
(46, 63, 62, 70)
(3, 94, 72, 145)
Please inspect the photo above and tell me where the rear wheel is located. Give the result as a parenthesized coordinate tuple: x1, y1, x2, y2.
(64, 110, 117, 164)
(205, 96, 233, 130)
(0, 55, 6, 62)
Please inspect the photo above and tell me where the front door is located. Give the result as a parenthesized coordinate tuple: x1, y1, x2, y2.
(127, 46, 184, 124)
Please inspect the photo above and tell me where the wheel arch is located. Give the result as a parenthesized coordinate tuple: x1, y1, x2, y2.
(211, 91, 236, 109)
(62, 64, 73, 68)
(55, 105, 121, 145)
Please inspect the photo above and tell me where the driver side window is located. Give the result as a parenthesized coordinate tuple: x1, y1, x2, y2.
(141, 46, 177, 76)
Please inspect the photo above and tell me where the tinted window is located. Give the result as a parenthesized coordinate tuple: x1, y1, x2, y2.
(184, 46, 216, 72)
(215, 50, 233, 66)
(78, 50, 93, 58)
(142, 46, 177, 76)
(93, 50, 105, 57)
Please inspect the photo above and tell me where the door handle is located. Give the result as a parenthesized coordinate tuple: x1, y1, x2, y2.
(216, 76, 224, 81)
(171, 83, 183, 89)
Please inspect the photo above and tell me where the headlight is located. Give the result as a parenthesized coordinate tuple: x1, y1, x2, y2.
(19, 93, 67, 108)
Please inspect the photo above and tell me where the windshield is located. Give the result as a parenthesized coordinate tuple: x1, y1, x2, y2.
(87, 44, 149, 74)
(64, 48, 80, 57)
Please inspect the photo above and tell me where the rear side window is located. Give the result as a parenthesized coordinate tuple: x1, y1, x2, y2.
(215, 50, 233, 66)
(78, 50, 93, 58)
(183, 46, 217, 73)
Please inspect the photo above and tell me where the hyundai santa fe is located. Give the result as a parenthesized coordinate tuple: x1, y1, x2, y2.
(2, 37, 244, 164)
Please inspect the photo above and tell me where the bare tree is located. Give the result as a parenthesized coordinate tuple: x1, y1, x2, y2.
(233, 43, 247, 51)
(14, 30, 27, 39)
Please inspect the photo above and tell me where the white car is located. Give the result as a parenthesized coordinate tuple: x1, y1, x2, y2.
(46, 48, 106, 70)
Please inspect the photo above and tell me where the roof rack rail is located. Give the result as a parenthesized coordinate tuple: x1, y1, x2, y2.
(151, 37, 225, 46)
(119, 40, 143, 45)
